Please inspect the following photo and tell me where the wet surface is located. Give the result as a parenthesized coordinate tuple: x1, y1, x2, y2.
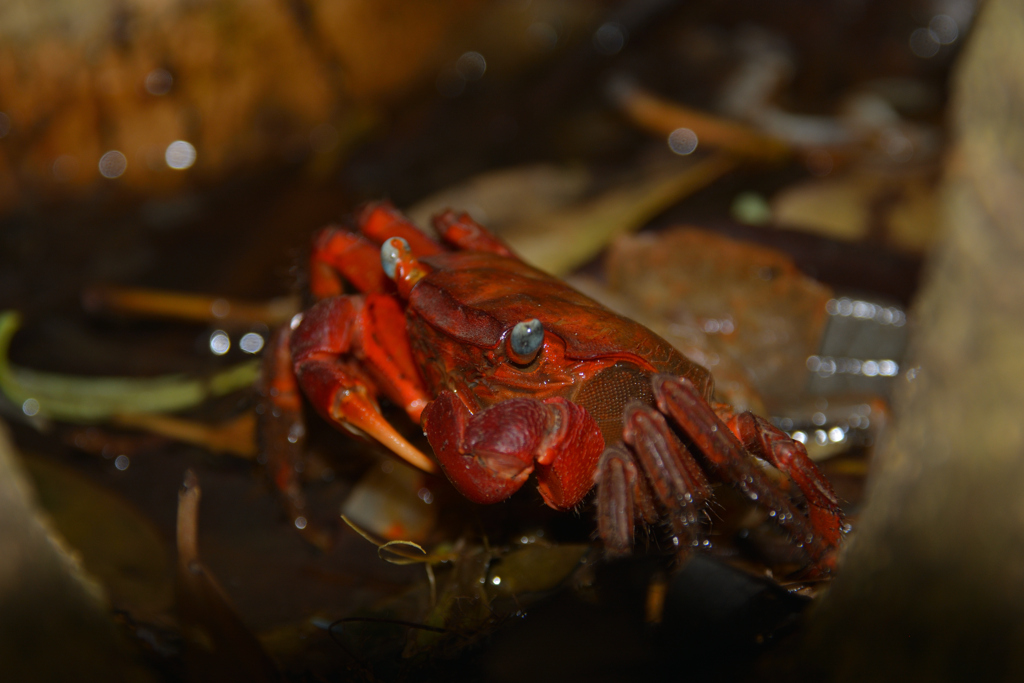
(0, 1, 964, 679)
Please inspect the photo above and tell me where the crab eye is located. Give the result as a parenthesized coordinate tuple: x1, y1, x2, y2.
(508, 318, 544, 364)
(380, 237, 409, 280)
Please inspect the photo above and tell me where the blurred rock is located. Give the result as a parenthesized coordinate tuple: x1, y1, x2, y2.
(806, 0, 1024, 678)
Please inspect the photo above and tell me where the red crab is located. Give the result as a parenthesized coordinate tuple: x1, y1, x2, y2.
(262, 202, 843, 573)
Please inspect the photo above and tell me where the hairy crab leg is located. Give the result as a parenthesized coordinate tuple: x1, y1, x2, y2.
(622, 401, 712, 551)
(290, 295, 436, 474)
(728, 412, 844, 551)
(595, 444, 643, 557)
(432, 210, 518, 257)
(652, 374, 839, 571)
(596, 429, 691, 558)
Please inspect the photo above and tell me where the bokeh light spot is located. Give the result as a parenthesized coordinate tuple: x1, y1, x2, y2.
(165, 140, 196, 170)
(456, 51, 487, 81)
(99, 151, 127, 178)
(667, 127, 699, 155)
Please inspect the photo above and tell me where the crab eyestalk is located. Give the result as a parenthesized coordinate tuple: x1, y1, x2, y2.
(381, 237, 431, 298)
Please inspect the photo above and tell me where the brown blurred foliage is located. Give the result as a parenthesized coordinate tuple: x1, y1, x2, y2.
(0, 0, 595, 213)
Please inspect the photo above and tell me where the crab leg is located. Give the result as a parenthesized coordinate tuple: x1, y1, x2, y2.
(422, 390, 604, 509)
(309, 227, 393, 299)
(651, 374, 838, 569)
(290, 294, 437, 474)
(310, 201, 449, 301)
(356, 201, 445, 258)
(622, 401, 712, 548)
(595, 397, 715, 558)
(595, 445, 645, 557)
(260, 327, 333, 548)
(728, 412, 844, 551)
(432, 210, 517, 257)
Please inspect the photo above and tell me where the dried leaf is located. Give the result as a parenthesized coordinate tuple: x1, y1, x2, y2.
(502, 154, 738, 275)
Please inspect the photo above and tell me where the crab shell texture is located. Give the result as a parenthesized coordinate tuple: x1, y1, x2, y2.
(410, 250, 713, 447)
(407, 248, 718, 513)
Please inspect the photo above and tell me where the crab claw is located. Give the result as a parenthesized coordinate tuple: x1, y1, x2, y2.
(290, 295, 437, 474)
(422, 390, 604, 508)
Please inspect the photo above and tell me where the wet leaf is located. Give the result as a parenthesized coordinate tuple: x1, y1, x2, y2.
(604, 227, 832, 407)
(485, 542, 589, 597)
(176, 470, 282, 682)
(21, 453, 173, 619)
(0, 422, 159, 681)
(0, 311, 259, 422)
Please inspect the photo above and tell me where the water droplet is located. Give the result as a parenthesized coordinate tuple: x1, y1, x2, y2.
(909, 27, 940, 58)
(165, 140, 196, 170)
(98, 150, 127, 178)
(211, 299, 230, 318)
(240, 332, 265, 354)
(593, 21, 627, 55)
(144, 68, 173, 95)
(52, 155, 79, 182)
(667, 128, 698, 155)
(929, 14, 959, 44)
(209, 330, 230, 355)
(456, 51, 487, 81)
(878, 359, 899, 376)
